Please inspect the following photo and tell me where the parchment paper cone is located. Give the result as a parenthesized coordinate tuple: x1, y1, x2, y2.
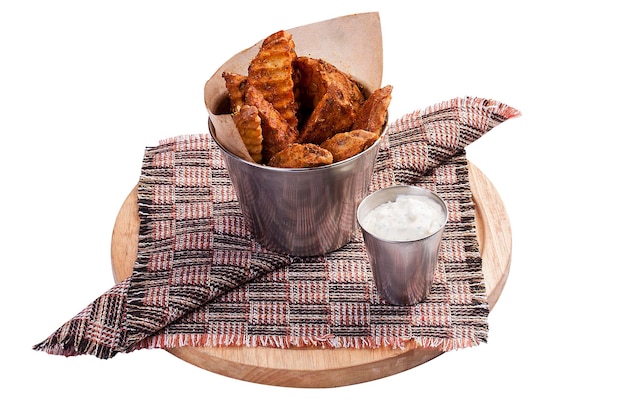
(204, 12, 383, 161)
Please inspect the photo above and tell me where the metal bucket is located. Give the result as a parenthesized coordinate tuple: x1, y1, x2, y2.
(210, 120, 382, 256)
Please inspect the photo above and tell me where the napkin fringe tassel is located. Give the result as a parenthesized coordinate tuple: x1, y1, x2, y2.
(130, 332, 487, 353)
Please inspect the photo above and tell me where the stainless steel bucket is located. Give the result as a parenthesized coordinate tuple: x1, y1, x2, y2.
(210, 120, 382, 256)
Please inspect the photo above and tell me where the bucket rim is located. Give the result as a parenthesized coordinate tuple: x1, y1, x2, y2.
(208, 117, 385, 173)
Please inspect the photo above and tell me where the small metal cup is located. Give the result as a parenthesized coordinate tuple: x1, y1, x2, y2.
(357, 186, 448, 305)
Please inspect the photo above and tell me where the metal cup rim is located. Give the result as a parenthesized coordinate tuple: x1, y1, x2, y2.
(357, 185, 449, 243)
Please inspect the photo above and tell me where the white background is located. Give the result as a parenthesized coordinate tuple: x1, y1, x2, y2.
(2, 1, 624, 415)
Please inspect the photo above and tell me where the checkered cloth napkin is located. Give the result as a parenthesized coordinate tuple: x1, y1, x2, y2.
(34, 97, 520, 359)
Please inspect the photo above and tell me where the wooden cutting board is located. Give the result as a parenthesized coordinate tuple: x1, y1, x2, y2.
(111, 161, 511, 387)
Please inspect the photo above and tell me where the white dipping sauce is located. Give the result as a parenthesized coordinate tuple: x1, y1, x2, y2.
(361, 194, 446, 241)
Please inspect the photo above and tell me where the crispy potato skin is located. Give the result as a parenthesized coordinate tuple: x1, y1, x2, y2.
(295, 57, 365, 144)
(320, 129, 378, 162)
(351, 85, 392, 135)
(268, 143, 333, 168)
(247, 30, 299, 129)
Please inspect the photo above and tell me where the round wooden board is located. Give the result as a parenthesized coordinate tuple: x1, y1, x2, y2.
(111, 161, 511, 388)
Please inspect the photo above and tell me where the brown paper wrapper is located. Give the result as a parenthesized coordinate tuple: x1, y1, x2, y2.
(203, 12, 383, 161)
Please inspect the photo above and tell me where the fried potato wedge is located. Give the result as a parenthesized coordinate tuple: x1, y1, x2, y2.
(351, 85, 392, 135)
(247, 30, 299, 129)
(320, 129, 379, 162)
(268, 143, 333, 168)
(296, 57, 365, 144)
(233, 105, 264, 163)
(222, 71, 248, 113)
(245, 85, 298, 162)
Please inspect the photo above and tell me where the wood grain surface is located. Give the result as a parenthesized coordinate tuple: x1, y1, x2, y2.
(110, 161, 511, 387)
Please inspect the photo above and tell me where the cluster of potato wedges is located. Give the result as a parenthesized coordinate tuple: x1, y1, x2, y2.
(222, 30, 392, 168)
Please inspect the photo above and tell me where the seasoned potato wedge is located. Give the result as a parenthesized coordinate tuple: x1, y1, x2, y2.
(247, 30, 299, 130)
(296, 57, 365, 144)
(222, 72, 248, 113)
(320, 129, 379, 162)
(268, 143, 333, 168)
(245, 86, 298, 162)
(233, 105, 264, 163)
(352, 85, 392, 136)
